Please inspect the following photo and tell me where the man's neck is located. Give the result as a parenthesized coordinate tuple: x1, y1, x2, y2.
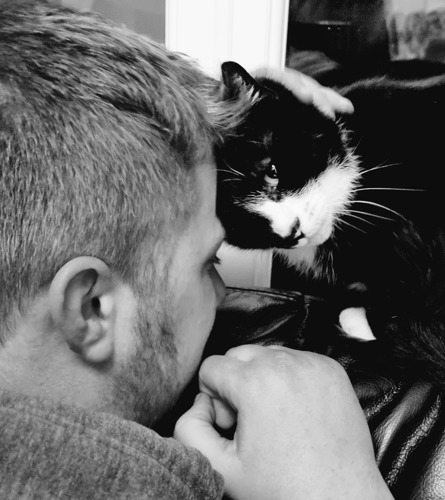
(0, 321, 110, 414)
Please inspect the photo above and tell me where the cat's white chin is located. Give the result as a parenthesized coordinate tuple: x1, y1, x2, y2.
(299, 218, 333, 247)
(291, 232, 329, 249)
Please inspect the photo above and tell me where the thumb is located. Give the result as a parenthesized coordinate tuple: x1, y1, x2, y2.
(174, 393, 236, 470)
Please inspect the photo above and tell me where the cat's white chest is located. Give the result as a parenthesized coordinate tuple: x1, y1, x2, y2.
(276, 246, 319, 276)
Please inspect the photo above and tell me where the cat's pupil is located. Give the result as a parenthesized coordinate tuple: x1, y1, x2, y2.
(266, 164, 278, 179)
(264, 163, 279, 189)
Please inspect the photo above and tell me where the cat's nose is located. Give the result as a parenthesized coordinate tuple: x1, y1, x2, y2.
(281, 219, 305, 247)
(280, 218, 306, 247)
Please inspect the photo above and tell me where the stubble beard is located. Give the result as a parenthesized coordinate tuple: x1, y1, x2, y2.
(111, 309, 181, 427)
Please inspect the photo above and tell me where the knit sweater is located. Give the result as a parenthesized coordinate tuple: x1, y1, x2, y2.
(0, 390, 224, 499)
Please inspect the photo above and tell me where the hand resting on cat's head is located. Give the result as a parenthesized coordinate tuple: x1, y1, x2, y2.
(254, 66, 354, 119)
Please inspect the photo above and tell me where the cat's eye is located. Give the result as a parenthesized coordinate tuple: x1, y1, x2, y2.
(264, 164, 279, 187)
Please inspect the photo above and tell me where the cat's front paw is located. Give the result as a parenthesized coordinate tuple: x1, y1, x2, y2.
(339, 307, 376, 341)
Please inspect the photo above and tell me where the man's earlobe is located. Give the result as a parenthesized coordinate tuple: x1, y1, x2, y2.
(49, 256, 116, 364)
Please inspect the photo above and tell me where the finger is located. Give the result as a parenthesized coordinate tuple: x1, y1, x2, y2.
(277, 68, 314, 104)
(212, 397, 237, 430)
(174, 393, 234, 468)
(198, 355, 243, 406)
(199, 346, 277, 405)
(294, 71, 354, 117)
(174, 393, 219, 444)
(198, 347, 274, 422)
(225, 344, 267, 362)
(313, 87, 354, 118)
(326, 87, 355, 114)
(198, 350, 266, 415)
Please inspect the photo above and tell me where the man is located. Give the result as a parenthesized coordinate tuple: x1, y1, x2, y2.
(0, 1, 393, 498)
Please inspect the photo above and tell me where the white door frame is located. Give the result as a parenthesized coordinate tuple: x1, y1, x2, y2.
(165, 0, 289, 287)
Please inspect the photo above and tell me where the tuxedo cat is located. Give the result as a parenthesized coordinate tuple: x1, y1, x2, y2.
(216, 60, 445, 384)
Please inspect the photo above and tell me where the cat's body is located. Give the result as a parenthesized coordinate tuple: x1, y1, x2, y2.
(217, 60, 445, 384)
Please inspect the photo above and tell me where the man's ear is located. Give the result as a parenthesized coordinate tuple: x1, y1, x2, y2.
(48, 256, 117, 364)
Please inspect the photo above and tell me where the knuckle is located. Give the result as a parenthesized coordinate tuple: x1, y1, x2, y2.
(225, 344, 265, 361)
(271, 349, 346, 382)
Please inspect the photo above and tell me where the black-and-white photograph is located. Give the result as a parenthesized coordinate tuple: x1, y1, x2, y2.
(1, 1, 444, 498)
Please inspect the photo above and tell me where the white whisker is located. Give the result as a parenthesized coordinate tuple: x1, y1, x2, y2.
(335, 217, 367, 234)
(340, 212, 377, 228)
(345, 209, 394, 222)
(351, 200, 406, 220)
(360, 162, 402, 176)
(217, 167, 245, 178)
(353, 187, 425, 193)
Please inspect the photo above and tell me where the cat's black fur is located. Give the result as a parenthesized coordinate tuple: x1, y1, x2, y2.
(216, 60, 445, 385)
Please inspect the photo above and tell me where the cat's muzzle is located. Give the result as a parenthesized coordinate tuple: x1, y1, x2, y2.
(281, 221, 306, 248)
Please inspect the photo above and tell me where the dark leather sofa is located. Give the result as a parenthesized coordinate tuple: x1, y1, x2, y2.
(205, 286, 445, 500)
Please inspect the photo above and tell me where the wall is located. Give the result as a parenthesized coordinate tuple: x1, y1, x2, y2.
(61, 0, 165, 42)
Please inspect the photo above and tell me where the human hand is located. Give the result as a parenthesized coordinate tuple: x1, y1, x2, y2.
(175, 345, 394, 500)
(254, 66, 354, 119)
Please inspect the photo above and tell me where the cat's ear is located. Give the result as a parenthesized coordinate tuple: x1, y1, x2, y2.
(221, 61, 276, 101)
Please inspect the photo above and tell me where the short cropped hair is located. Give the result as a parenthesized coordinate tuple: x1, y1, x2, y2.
(0, 0, 241, 331)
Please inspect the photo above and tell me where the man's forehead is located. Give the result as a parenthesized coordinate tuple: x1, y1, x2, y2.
(213, 221, 226, 248)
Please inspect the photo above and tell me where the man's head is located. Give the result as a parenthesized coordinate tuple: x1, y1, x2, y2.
(0, 0, 234, 425)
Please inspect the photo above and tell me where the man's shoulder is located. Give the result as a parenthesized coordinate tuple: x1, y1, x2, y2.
(0, 390, 223, 499)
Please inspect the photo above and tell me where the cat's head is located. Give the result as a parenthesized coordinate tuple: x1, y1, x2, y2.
(216, 61, 360, 251)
